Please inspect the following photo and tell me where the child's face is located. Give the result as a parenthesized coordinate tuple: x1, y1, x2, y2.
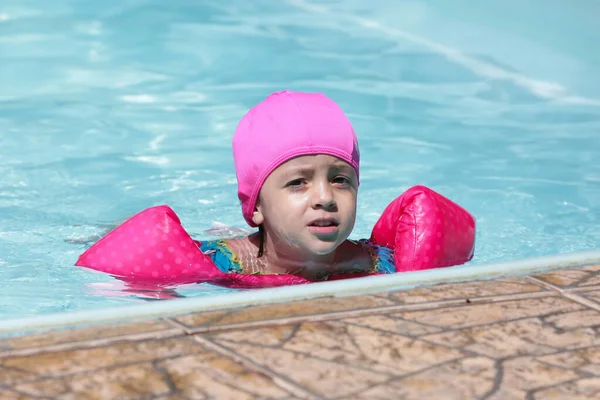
(252, 154, 358, 257)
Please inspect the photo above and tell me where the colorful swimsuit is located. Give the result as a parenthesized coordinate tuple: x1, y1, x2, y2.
(198, 239, 395, 281)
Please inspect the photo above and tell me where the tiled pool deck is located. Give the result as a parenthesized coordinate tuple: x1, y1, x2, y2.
(2, 264, 600, 399)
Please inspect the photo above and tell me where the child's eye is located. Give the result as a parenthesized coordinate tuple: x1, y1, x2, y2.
(332, 176, 351, 185)
(286, 179, 305, 188)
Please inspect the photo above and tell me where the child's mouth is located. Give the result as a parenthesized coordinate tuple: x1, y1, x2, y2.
(307, 218, 339, 235)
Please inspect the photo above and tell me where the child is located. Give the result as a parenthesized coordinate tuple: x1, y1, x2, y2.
(198, 90, 395, 282)
(76, 90, 475, 288)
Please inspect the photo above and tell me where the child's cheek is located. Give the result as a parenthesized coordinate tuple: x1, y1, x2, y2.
(288, 193, 310, 208)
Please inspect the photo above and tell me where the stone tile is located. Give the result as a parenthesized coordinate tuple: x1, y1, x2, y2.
(207, 321, 464, 397)
(378, 278, 546, 304)
(501, 356, 581, 391)
(210, 339, 387, 398)
(10, 349, 297, 400)
(156, 395, 300, 400)
(151, 394, 190, 400)
(6, 347, 300, 400)
(0, 389, 31, 400)
(538, 346, 600, 376)
(532, 378, 600, 399)
(350, 356, 496, 400)
(348, 342, 586, 400)
(13, 363, 171, 399)
(569, 284, 600, 294)
(207, 325, 299, 348)
(0, 335, 204, 380)
(213, 321, 464, 376)
(532, 264, 600, 289)
(168, 309, 234, 328)
(543, 309, 600, 330)
(1, 320, 173, 350)
(396, 295, 584, 330)
(157, 352, 292, 399)
(176, 294, 396, 330)
(285, 322, 463, 375)
(576, 290, 600, 308)
(401, 355, 584, 400)
(485, 389, 529, 400)
(423, 315, 600, 359)
(343, 314, 445, 336)
(0, 366, 38, 386)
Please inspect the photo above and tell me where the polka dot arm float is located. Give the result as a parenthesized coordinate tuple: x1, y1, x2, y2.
(370, 185, 476, 272)
(74, 206, 223, 286)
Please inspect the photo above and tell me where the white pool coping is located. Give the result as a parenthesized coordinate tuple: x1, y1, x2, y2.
(2, 249, 600, 335)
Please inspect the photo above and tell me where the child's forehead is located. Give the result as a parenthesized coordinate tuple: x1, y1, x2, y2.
(275, 155, 355, 173)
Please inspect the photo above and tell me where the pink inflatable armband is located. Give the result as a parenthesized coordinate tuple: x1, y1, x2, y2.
(75, 206, 221, 286)
(370, 185, 476, 272)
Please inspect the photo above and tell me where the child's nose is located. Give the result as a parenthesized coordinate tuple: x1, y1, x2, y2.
(312, 180, 335, 208)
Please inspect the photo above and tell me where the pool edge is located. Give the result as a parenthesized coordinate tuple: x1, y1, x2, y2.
(3, 249, 600, 335)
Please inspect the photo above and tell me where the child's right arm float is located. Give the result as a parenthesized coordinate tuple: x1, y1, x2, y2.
(370, 185, 476, 272)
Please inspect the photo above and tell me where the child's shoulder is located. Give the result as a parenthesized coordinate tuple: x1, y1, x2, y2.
(198, 235, 261, 275)
(339, 239, 395, 275)
(199, 235, 255, 252)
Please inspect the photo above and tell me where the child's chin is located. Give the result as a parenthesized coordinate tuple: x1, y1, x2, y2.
(308, 241, 341, 256)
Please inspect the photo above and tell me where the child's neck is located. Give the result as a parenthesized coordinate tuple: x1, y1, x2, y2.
(250, 232, 337, 278)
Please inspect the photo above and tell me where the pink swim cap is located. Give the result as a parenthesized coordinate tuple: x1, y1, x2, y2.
(233, 90, 360, 227)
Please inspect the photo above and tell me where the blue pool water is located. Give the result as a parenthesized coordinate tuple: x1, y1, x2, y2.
(1, 0, 599, 319)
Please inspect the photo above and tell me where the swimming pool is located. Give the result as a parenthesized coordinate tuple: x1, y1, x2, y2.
(1, 0, 599, 321)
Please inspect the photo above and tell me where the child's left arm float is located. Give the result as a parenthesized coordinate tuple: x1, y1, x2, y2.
(370, 185, 476, 272)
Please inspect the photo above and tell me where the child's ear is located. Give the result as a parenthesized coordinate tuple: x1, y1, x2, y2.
(251, 200, 264, 226)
